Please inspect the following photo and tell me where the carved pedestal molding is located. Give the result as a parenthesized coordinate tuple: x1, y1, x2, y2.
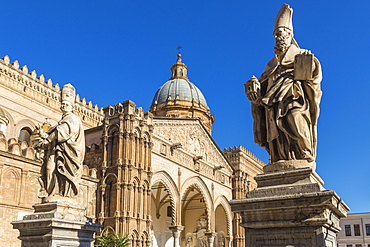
(169, 225, 184, 247)
(12, 201, 102, 247)
(230, 166, 349, 247)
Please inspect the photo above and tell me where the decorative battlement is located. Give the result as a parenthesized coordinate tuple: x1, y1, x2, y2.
(223, 145, 265, 167)
(0, 133, 97, 179)
(0, 136, 38, 161)
(0, 55, 104, 128)
(103, 100, 153, 126)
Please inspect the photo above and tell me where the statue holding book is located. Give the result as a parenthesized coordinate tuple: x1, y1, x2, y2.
(245, 4, 322, 164)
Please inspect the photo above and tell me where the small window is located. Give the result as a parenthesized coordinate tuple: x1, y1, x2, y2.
(18, 128, 31, 144)
(354, 224, 361, 236)
(366, 224, 370, 236)
(345, 225, 352, 236)
(346, 245, 352, 247)
(355, 245, 361, 247)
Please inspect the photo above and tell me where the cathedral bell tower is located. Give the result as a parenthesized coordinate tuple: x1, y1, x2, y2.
(98, 100, 153, 246)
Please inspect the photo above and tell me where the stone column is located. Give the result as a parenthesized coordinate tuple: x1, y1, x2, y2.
(169, 225, 184, 247)
(205, 232, 217, 247)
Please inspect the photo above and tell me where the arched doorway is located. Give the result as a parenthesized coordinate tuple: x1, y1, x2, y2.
(151, 181, 174, 247)
(181, 185, 208, 247)
(214, 205, 228, 247)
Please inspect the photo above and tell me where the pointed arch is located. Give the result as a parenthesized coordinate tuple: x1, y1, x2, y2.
(102, 226, 115, 234)
(133, 127, 142, 137)
(131, 229, 139, 247)
(143, 131, 151, 142)
(103, 173, 118, 217)
(107, 124, 119, 166)
(141, 231, 149, 247)
(1, 167, 21, 202)
(214, 195, 233, 237)
(107, 124, 119, 134)
(151, 171, 180, 225)
(181, 176, 213, 230)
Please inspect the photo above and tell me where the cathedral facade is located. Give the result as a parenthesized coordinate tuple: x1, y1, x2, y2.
(0, 53, 264, 247)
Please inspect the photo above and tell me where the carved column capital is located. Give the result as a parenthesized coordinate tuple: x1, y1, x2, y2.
(169, 225, 184, 238)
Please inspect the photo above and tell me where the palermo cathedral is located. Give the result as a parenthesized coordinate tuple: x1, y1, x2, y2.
(0, 52, 264, 247)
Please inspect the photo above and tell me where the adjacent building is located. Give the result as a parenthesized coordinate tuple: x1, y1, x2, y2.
(337, 213, 370, 247)
(0, 53, 265, 247)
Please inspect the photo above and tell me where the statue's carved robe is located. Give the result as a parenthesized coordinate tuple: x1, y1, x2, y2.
(252, 44, 322, 162)
(42, 112, 85, 197)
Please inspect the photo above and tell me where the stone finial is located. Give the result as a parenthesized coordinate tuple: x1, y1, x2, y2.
(30, 70, 37, 79)
(12, 60, 19, 69)
(53, 83, 60, 91)
(21, 65, 28, 74)
(46, 79, 52, 87)
(38, 74, 45, 83)
(2, 55, 10, 64)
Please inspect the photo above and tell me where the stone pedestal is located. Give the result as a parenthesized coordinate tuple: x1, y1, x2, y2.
(12, 201, 102, 247)
(230, 165, 349, 247)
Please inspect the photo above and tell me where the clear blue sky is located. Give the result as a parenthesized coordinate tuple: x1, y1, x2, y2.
(1, 1, 368, 213)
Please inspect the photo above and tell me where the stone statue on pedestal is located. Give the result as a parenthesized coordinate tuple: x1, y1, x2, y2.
(245, 4, 322, 165)
(32, 83, 85, 201)
(13, 83, 100, 247)
(232, 5, 348, 247)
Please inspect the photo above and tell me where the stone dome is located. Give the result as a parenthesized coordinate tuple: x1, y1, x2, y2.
(151, 78, 209, 109)
(150, 54, 214, 134)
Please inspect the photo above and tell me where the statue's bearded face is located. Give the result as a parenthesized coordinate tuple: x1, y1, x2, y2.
(61, 101, 73, 113)
(274, 27, 292, 55)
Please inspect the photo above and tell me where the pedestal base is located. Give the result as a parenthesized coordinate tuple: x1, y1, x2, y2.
(12, 201, 102, 247)
(230, 167, 349, 247)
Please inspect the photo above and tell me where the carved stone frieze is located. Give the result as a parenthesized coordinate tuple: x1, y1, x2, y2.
(153, 120, 228, 170)
(152, 119, 233, 185)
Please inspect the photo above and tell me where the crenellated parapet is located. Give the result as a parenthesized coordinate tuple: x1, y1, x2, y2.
(0, 133, 99, 181)
(223, 145, 265, 168)
(0, 55, 104, 128)
(0, 134, 38, 161)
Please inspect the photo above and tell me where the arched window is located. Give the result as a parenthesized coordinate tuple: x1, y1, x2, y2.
(104, 177, 117, 217)
(18, 127, 32, 144)
(107, 130, 118, 166)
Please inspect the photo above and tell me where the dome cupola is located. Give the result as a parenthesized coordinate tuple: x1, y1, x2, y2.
(150, 54, 214, 134)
